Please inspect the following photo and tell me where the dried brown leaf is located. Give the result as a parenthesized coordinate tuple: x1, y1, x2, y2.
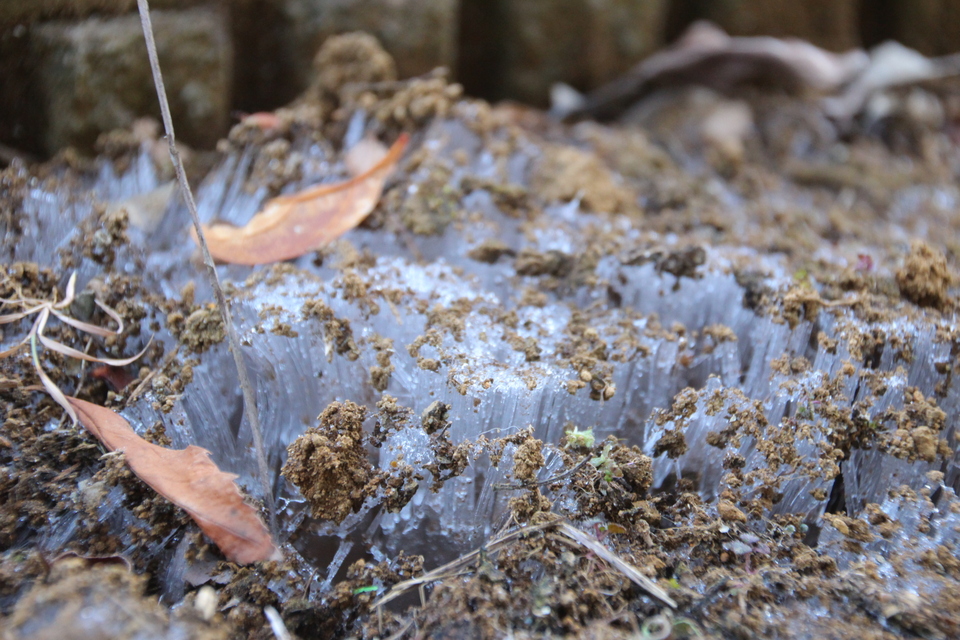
(344, 136, 389, 177)
(196, 133, 409, 265)
(570, 21, 868, 121)
(66, 396, 281, 565)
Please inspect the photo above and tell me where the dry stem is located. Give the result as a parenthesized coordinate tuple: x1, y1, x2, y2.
(136, 0, 277, 537)
(372, 519, 676, 611)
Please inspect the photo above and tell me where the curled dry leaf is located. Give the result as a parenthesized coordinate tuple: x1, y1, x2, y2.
(66, 397, 281, 565)
(195, 133, 409, 265)
(344, 136, 391, 177)
(2, 271, 151, 424)
(567, 21, 868, 121)
(823, 42, 960, 121)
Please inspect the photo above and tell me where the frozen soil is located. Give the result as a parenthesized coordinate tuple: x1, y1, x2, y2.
(4, 35, 960, 639)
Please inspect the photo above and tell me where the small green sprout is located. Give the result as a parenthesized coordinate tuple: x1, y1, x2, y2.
(564, 425, 595, 450)
(796, 405, 813, 420)
(353, 585, 378, 595)
(590, 442, 622, 483)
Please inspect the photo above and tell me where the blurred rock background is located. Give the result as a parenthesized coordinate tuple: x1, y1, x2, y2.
(1, 0, 959, 159)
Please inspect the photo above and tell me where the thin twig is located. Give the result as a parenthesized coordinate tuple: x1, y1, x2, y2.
(72, 337, 95, 397)
(136, 0, 277, 537)
(493, 454, 592, 491)
(264, 606, 292, 640)
(125, 345, 179, 405)
(372, 519, 559, 610)
(384, 616, 416, 640)
(555, 522, 676, 608)
(372, 518, 676, 612)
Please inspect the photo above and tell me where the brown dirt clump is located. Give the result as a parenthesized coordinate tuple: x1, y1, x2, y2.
(395, 159, 462, 235)
(301, 299, 360, 361)
(461, 177, 533, 218)
(512, 434, 545, 481)
(531, 144, 640, 215)
(313, 32, 397, 96)
(174, 305, 226, 354)
(281, 401, 381, 524)
(879, 386, 951, 463)
(4, 557, 228, 640)
(717, 499, 748, 523)
(363, 70, 463, 128)
(0, 262, 59, 302)
(514, 248, 574, 277)
(896, 240, 953, 309)
(467, 238, 514, 263)
(77, 206, 129, 268)
(368, 334, 395, 392)
(566, 439, 654, 527)
(421, 401, 471, 490)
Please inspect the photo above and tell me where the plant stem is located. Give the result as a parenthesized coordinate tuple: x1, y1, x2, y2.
(136, 0, 277, 538)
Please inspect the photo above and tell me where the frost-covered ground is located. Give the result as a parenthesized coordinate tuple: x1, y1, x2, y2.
(4, 64, 960, 638)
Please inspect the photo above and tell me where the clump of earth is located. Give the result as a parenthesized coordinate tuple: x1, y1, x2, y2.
(3, 32, 960, 639)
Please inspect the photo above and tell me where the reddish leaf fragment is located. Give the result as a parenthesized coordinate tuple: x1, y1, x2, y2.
(66, 397, 280, 565)
(240, 111, 283, 131)
(344, 137, 390, 177)
(89, 364, 137, 392)
(195, 133, 409, 265)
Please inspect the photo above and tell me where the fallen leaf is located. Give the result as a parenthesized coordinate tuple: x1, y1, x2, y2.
(566, 21, 868, 121)
(66, 396, 280, 565)
(106, 182, 175, 233)
(196, 133, 409, 265)
(344, 136, 389, 177)
(240, 111, 283, 131)
(823, 41, 960, 121)
(89, 364, 137, 391)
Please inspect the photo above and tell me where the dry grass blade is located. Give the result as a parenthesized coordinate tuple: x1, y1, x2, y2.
(50, 310, 120, 337)
(2, 275, 122, 340)
(370, 519, 676, 611)
(38, 331, 148, 366)
(66, 397, 281, 564)
(2, 0, 277, 561)
(31, 331, 79, 425)
(372, 520, 559, 610)
(264, 606, 293, 640)
(195, 133, 409, 265)
(0, 304, 46, 324)
(0, 275, 148, 370)
(556, 522, 676, 608)
(0, 314, 41, 359)
(138, 0, 276, 537)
